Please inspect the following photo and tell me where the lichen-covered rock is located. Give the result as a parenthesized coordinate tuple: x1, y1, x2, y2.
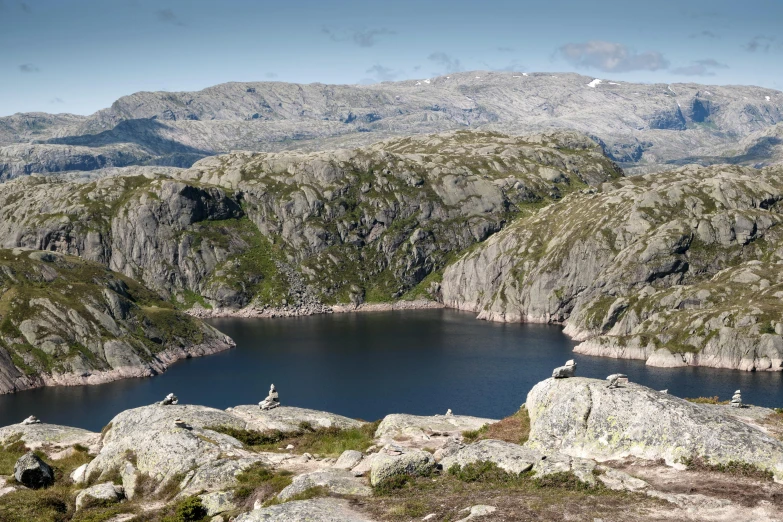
(526, 377, 783, 481)
(369, 445, 435, 486)
(597, 468, 650, 492)
(440, 440, 543, 474)
(234, 498, 376, 521)
(71, 463, 89, 484)
(277, 469, 372, 500)
(198, 491, 236, 516)
(75, 482, 125, 511)
(13, 451, 54, 489)
(85, 404, 265, 495)
(227, 405, 364, 433)
(375, 413, 497, 449)
(0, 422, 99, 454)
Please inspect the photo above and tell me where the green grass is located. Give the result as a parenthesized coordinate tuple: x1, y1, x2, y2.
(680, 457, 774, 481)
(232, 462, 293, 502)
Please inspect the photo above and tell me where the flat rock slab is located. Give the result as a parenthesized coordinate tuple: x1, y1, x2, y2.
(440, 439, 543, 474)
(526, 377, 783, 481)
(370, 446, 436, 486)
(235, 498, 377, 521)
(375, 414, 497, 449)
(75, 482, 125, 511)
(278, 469, 372, 500)
(0, 423, 99, 454)
(227, 406, 364, 433)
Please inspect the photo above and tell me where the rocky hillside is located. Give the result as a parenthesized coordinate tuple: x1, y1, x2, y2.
(1, 72, 781, 179)
(0, 131, 620, 311)
(0, 248, 233, 395)
(441, 163, 783, 370)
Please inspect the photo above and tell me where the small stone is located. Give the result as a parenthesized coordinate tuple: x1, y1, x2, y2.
(75, 482, 125, 511)
(445, 409, 453, 416)
(253, 499, 262, 510)
(423, 514, 437, 521)
(660, 389, 668, 394)
(606, 373, 628, 389)
(71, 463, 89, 484)
(173, 418, 191, 429)
(333, 450, 363, 471)
(259, 384, 280, 410)
(285, 444, 295, 450)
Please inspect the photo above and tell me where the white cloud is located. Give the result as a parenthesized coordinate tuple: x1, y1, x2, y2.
(558, 41, 669, 72)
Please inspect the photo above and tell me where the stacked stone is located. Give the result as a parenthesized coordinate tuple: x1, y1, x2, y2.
(160, 393, 178, 405)
(21, 415, 41, 425)
(731, 390, 743, 408)
(259, 384, 280, 410)
(606, 374, 628, 389)
(552, 360, 577, 379)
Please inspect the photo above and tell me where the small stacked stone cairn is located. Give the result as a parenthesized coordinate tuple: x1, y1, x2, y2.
(21, 415, 41, 425)
(445, 409, 453, 416)
(160, 393, 178, 406)
(606, 374, 628, 389)
(731, 390, 743, 408)
(173, 418, 191, 429)
(259, 384, 280, 410)
(552, 359, 577, 379)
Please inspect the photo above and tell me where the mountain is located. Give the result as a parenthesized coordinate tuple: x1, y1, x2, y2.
(1, 72, 781, 180)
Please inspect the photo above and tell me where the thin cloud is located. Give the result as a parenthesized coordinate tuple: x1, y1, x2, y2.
(745, 35, 775, 53)
(156, 8, 185, 26)
(496, 46, 515, 53)
(558, 40, 669, 72)
(18, 63, 40, 73)
(50, 97, 65, 104)
(428, 52, 463, 73)
(366, 64, 401, 82)
(265, 72, 278, 79)
(322, 26, 395, 47)
(689, 30, 719, 39)
(672, 59, 728, 76)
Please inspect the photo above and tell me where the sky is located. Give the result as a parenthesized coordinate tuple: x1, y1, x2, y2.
(1, 0, 781, 116)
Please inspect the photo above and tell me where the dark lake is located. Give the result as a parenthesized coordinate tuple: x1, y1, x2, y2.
(1, 309, 782, 432)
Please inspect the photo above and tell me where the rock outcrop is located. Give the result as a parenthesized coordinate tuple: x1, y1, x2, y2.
(234, 498, 376, 522)
(13, 452, 54, 488)
(277, 469, 372, 500)
(0, 421, 99, 454)
(0, 249, 234, 394)
(75, 482, 125, 511)
(525, 377, 783, 481)
(227, 406, 364, 433)
(375, 413, 497, 450)
(442, 164, 783, 370)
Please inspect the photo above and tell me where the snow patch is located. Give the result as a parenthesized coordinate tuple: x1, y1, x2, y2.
(415, 81, 421, 86)
(475, 76, 481, 79)
(668, 85, 677, 95)
(766, 96, 772, 101)
(424, 79, 431, 84)
(704, 91, 713, 96)
(465, 96, 473, 100)
(587, 79, 603, 88)
(608, 82, 620, 85)
(522, 73, 529, 76)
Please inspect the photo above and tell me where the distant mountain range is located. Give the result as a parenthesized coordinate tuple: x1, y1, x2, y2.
(1, 71, 781, 180)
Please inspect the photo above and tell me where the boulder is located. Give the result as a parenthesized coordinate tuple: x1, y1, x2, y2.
(526, 377, 783, 481)
(198, 491, 236, 516)
(234, 498, 376, 521)
(440, 439, 543, 474)
(333, 450, 364, 471)
(375, 413, 497, 449)
(369, 445, 435, 486)
(75, 482, 125, 511)
(71, 463, 89, 484)
(227, 406, 364, 433)
(456, 505, 497, 522)
(277, 469, 372, 500)
(13, 451, 54, 489)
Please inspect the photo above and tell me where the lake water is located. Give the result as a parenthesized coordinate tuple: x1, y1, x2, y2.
(1, 309, 782, 432)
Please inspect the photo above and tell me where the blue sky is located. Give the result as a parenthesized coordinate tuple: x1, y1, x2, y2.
(1, 0, 781, 116)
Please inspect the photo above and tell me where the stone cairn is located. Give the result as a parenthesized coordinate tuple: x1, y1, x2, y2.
(606, 374, 628, 389)
(21, 415, 41, 425)
(445, 409, 453, 416)
(173, 418, 191, 429)
(731, 390, 743, 408)
(160, 393, 178, 406)
(259, 384, 280, 410)
(552, 359, 577, 379)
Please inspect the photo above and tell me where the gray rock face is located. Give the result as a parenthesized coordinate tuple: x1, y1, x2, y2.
(234, 498, 376, 522)
(369, 445, 435, 486)
(375, 413, 497, 449)
(442, 163, 783, 371)
(13, 451, 54, 489)
(277, 469, 372, 500)
(2, 72, 781, 180)
(75, 482, 125, 511)
(198, 491, 236, 516)
(0, 422, 99, 454)
(525, 377, 783, 481)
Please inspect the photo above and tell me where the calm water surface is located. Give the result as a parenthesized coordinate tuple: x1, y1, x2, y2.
(1, 309, 782, 431)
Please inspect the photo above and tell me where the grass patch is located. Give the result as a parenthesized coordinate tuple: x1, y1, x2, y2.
(0, 435, 28, 475)
(462, 406, 530, 445)
(0, 484, 73, 522)
(681, 456, 774, 481)
(160, 496, 208, 522)
(685, 396, 730, 405)
(207, 420, 379, 456)
(232, 462, 293, 505)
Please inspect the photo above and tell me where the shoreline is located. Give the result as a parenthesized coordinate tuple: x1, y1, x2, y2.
(186, 299, 444, 319)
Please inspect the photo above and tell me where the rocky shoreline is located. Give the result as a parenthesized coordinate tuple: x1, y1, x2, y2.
(3, 374, 783, 521)
(187, 299, 445, 320)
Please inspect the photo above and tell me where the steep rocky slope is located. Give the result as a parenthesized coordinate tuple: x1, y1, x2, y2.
(0, 248, 233, 394)
(1, 72, 781, 179)
(441, 163, 783, 370)
(0, 131, 620, 311)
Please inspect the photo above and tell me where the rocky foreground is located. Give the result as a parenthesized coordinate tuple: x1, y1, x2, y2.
(2, 375, 783, 521)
